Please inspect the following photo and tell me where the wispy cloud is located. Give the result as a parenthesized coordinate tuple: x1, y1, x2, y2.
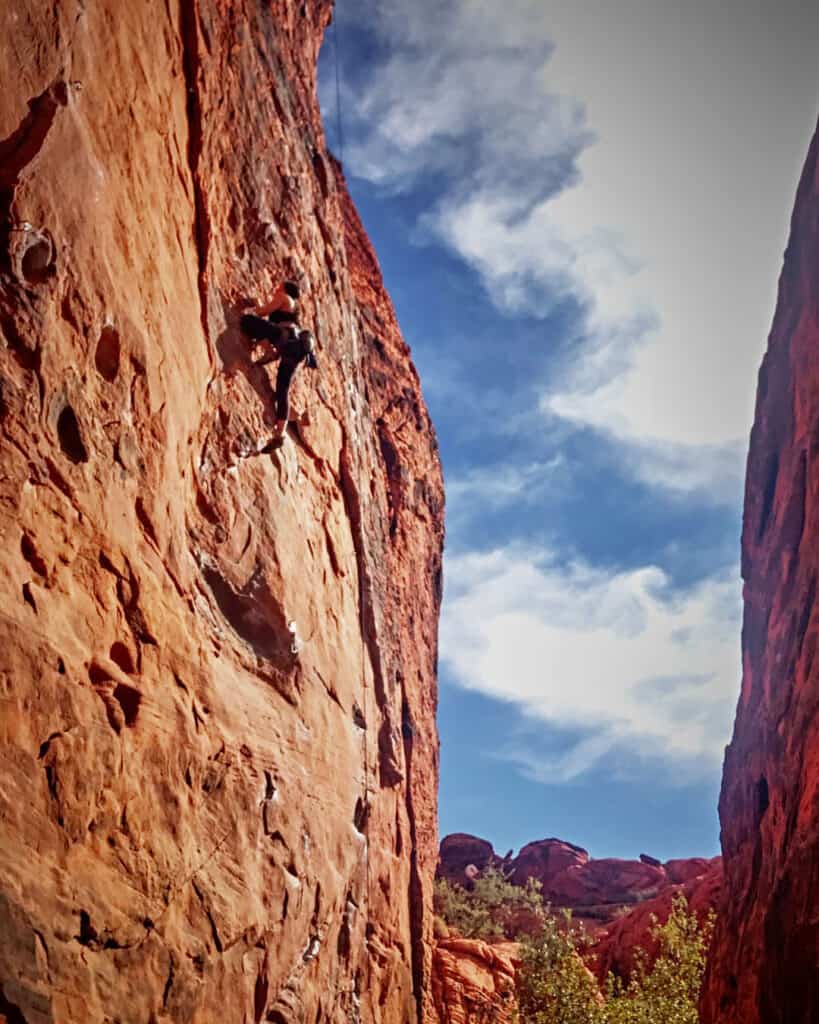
(332, 0, 818, 496)
(446, 457, 567, 524)
(441, 546, 740, 780)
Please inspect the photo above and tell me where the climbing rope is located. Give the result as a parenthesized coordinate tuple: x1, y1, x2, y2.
(332, 2, 344, 166)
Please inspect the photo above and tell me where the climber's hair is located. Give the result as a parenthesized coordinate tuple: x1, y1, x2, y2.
(284, 281, 300, 300)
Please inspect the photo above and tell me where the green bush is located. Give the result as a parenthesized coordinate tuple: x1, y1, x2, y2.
(516, 910, 602, 1024)
(599, 895, 715, 1024)
(517, 894, 714, 1024)
(434, 867, 545, 940)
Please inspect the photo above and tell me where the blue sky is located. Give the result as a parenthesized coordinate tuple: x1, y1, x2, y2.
(318, 0, 819, 860)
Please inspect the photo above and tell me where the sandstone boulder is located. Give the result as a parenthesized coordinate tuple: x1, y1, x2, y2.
(431, 939, 518, 1024)
(438, 833, 498, 884)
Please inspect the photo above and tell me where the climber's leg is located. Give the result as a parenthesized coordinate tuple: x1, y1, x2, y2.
(239, 313, 276, 343)
(259, 358, 299, 451)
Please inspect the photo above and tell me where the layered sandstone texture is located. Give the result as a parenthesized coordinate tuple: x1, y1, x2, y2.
(701, 123, 819, 1024)
(431, 940, 517, 1024)
(0, 2, 444, 1022)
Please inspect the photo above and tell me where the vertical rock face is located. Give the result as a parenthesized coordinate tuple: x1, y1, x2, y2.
(0, 2, 443, 1022)
(701, 123, 819, 1024)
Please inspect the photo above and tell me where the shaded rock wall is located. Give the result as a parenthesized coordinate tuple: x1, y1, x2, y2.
(0, 2, 443, 1021)
(701, 122, 819, 1024)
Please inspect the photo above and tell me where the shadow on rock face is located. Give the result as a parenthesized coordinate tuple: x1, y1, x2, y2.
(215, 297, 277, 431)
(201, 562, 295, 666)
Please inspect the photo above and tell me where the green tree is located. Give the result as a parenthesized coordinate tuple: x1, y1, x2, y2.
(516, 911, 602, 1024)
(516, 894, 714, 1024)
(600, 895, 715, 1024)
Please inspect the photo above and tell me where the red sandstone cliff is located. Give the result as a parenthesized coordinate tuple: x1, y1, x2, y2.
(0, 2, 443, 1022)
(701, 122, 819, 1024)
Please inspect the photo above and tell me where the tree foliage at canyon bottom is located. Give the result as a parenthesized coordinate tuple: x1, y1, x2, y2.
(435, 872, 713, 1023)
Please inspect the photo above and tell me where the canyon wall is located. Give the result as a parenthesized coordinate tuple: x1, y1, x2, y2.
(0, 2, 443, 1022)
(701, 122, 819, 1023)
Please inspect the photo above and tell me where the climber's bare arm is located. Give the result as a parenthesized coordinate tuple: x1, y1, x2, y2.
(252, 282, 294, 317)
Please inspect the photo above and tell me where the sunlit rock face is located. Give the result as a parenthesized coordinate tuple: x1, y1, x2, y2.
(701, 122, 819, 1024)
(0, 2, 443, 1020)
(431, 939, 518, 1024)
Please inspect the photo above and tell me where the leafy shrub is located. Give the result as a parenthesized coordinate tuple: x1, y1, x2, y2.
(516, 911, 602, 1024)
(434, 867, 544, 940)
(517, 894, 714, 1024)
(599, 895, 715, 1024)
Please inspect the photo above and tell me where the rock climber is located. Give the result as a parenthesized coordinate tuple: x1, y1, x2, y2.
(248, 279, 300, 323)
(240, 280, 318, 449)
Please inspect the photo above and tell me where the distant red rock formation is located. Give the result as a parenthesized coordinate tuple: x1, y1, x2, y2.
(434, 833, 723, 1013)
(700, 121, 819, 1024)
(510, 838, 589, 889)
(438, 833, 720, 936)
(544, 857, 666, 910)
(665, 856, 719, 885)
(438, 833, 498, 883)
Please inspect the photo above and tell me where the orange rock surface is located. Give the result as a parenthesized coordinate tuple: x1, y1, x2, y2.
(0, 2, 443, 1021)
(701, 122, 819, 1024)
(431, 940, 518, 1024)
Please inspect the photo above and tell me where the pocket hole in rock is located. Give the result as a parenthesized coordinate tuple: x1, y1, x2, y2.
(95, 326, 121, 382)
(353, 797, 369, 834)
(22, 582, 36, 612)
(109, 642, 136, 674)
(21, 235, 54, 285)
(57, 405, 88, 464)
(21, 534, 48, 577)
(113, 683, 141, 727)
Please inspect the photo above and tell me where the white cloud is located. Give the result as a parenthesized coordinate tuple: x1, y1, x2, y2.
(333, 0, 819, 492)
(441, 546, 741, 780)
(446, 457, 567, 522)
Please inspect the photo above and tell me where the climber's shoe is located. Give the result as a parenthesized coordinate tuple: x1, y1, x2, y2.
(258, 435, 285, 454)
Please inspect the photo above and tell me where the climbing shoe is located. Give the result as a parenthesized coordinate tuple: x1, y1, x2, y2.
(259, 436, 285, 454)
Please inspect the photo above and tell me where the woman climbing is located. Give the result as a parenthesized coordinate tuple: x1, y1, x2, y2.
(240, 280, 318, 450)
